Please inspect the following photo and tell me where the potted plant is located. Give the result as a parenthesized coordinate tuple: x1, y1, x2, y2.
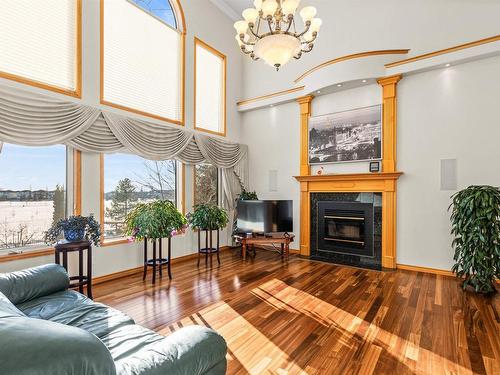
(450, 185, 500, 294)
(45, 215, 101, 246)
(187, 204, 229, 231)
(125, 200, 187, 241)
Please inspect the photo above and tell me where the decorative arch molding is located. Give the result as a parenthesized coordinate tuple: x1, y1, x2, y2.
(294, 49, 410, 83)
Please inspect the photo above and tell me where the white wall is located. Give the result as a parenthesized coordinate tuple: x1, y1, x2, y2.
(240, 102, 301, 248)
(0, 0, 243, 276)
(397, 54, 500, 269)
(242, 0, 500, 99)
(242, 54, 500, 270)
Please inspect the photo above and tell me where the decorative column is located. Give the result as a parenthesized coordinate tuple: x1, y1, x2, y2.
(377, 74, 402, 269)
(297, 95, 314, 256)
(377, 74, 401, 172)
(296, 95, 314, 176)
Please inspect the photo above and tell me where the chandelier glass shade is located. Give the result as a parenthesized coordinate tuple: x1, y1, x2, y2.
(234, 0, 321, 70)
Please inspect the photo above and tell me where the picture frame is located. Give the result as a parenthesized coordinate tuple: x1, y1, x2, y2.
(308, 104, 382, 164)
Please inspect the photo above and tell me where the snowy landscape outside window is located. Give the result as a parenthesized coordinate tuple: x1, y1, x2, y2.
(0, 144, 67, 254)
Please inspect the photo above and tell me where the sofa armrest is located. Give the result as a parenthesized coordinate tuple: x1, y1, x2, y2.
(0, 264, 69, 304)
(0, 316, 116, 375)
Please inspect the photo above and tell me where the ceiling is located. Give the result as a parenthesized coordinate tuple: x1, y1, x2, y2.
(210, 0, 250, 21)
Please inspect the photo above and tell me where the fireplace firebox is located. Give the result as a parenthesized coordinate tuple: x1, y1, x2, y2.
(318, 202, 374, 257)
(310, 193, 382, 270)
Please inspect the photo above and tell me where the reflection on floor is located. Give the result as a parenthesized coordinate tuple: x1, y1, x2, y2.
(94, 249, 500, 375)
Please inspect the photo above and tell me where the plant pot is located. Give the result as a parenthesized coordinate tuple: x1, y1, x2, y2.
(64, 228, 85, 242)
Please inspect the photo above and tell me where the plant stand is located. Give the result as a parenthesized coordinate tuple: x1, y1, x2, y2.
(143, 237, 172, 284)
(197, 229, 220, 267)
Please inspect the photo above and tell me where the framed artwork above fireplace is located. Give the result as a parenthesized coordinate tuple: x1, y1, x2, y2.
(308, 104, 382, 164)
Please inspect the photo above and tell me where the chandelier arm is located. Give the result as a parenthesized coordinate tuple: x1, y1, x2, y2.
(301, 44, 314, 53)
(284, 15, 294, 33)
(296, 21, 312, 38)
(267, 17, 275, 34)
(239, 35, 256, 46)
(302, 32, 318, 44)
(247, 24, 261, 39)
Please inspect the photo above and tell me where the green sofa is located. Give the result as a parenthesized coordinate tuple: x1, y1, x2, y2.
(0, 264, 227, 375)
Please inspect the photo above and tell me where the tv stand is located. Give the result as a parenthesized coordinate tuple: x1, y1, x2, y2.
(233, 232, 295, 260)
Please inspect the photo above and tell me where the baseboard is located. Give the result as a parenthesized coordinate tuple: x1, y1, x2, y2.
(93, 246, 230, 285)
(397, 263, 455, 277)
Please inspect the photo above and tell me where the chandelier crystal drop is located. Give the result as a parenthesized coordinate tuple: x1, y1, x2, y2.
(234, 0, 321, 71)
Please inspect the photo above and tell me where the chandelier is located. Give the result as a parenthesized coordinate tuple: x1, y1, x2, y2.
(234, 0, 321, 70)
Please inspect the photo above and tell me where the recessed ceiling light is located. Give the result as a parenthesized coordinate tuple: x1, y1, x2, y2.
(336, 83, 342, 87)
(445, 63, 451, 67)
(362, 79, 367, 83)
(317, 90, 321, 94)
(270, 104, 273, 107)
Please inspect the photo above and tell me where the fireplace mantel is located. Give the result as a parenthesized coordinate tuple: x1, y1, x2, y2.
(294, 172, 403, 184)
(293, 172, 403, 269)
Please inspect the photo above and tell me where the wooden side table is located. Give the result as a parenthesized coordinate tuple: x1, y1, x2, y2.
(143, 237, 172, 284)
(234, 233, 294, 260)
(54, 240, 92, 299)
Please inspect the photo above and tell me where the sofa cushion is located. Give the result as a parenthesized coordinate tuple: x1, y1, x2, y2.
(0, 264, 69, 304)
(0, 315, 116, 375)
(18, 290, 135, 338)
(0, 291, 26, 318)
(111, 325, 227, 375)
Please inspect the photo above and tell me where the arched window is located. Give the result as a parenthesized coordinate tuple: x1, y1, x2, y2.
(101, 0, 185, 125)
(131, 0, 177, 28)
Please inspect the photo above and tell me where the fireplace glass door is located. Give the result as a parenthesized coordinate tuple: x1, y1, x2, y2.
(317, 201, 374, 257)
(324, 214, 365, 248)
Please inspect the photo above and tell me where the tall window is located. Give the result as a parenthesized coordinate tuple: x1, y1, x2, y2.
(194, 163, 218, 206)
(194, 38, 226, 136)
(102, 154, 177, 241)
(0, 0, 80, 96)
(101, 0, 183, 124)
(0, 144, 67, 254)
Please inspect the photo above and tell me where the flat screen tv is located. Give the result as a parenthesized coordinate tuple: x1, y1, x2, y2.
(236, 200, 293, 234)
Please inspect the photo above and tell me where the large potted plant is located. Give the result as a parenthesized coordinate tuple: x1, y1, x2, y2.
(45, 215, 101, 246)
(125, 200, 187, 241)
(450, 185, 500, 294)
(188, 204, 229, 267)
(187, 204, 229, 231)
(126, 200, 187, 282)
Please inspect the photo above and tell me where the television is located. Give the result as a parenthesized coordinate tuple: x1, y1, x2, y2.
(236, 200, 293, 234)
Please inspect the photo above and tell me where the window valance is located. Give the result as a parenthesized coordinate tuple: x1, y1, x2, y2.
(0, 85, 247, 168)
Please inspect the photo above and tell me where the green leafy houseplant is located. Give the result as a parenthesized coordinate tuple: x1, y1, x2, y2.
(234, 170, 258, 201)
(450, 185, 500, 294)
(187, 204, 229, 231)
(45, 215, 101, 246)
(125, 200, 187, 241)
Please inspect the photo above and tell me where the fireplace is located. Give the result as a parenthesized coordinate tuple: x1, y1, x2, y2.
(318, 202, 374, 257)
(310, 193, 382, 270)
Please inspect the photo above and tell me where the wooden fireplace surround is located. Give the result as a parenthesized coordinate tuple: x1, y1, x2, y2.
(294, 75, 403, 269)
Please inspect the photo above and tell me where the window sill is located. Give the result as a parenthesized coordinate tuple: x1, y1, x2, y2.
(0, 248, 54, 263)
(101, 238, 131, 247)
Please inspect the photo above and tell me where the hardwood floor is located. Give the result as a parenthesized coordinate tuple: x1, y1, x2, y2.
(94, 249, 500, 375)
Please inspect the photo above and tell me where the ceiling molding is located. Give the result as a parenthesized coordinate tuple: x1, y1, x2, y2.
(209, 0, 240, 21)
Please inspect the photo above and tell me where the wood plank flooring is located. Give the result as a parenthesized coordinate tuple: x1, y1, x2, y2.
(94, 249, 500, 375)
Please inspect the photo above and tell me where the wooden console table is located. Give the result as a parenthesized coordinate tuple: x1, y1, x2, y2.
(234, 233, 294, 260)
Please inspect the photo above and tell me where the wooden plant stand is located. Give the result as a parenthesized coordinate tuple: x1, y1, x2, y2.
(197, 229, 220, 267)
(143, 237, 172, 284)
